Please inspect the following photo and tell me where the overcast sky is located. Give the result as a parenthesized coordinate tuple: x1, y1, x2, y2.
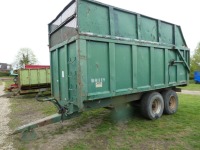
(0, 0, 199, 65)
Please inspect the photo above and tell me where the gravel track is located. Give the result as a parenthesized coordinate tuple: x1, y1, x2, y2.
(0, 83, 14, 150)
(181, 90, 200, 95)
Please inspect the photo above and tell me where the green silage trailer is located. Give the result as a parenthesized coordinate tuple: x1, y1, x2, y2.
(14, 0, 190, 136)
(17, 68, 51, 94)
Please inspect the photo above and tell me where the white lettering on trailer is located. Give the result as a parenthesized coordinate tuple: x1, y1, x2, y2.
(91, 78, 106, 88)
(62, 71, 64, 78)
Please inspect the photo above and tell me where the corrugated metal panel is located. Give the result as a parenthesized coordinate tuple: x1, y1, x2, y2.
(48, 0, 190, 113)
(18, 68, 51, 90)
(50, 36, 189, 101)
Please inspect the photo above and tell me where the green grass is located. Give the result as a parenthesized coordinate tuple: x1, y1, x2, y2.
(2, 75, 57, 130)
(8, 94, 57, 129)
(180, 80, 200, 91)
(0, 72, 10, 77)
(0, 76, 13, 88)
(64, 94, 200, 150)
(4, 78, 14, 89)
(8, 93, 200, 150)
(2, 78, 56, 118)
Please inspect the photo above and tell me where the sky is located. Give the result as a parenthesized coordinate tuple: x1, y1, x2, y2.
(0, 0, 199, 65)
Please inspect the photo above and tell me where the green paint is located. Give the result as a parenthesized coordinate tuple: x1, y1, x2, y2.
(47, 0, 190, 114)
(115, 44, 132, 90)
(114, 9, 137, 38)
(137, 46, 150, 87)
(13, 0, 191, 137)
(18, 68, 50, 89)
(87, 41, 110, 94)
(50, 50, 59, 99)
(49, 36, 189, 109)
(140, 16, 158, 42)
(154, 48, 165, 85)
(78, 0, 110, 35)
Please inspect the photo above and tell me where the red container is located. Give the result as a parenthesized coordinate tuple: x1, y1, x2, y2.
(25, 65, 50, 69)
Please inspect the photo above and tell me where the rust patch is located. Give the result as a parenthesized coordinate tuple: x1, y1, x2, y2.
(38, 120, 53, 127)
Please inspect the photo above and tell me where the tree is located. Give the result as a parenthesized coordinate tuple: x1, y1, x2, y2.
(190, 42, 200, 78)
(14, 48, 38, 69)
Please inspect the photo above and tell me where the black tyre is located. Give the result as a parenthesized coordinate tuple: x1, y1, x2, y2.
(161, 90, 178, 115)
(141, 92, 164, 120)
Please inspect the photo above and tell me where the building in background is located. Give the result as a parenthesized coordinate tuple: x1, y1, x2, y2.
(0, 63, 12, 73)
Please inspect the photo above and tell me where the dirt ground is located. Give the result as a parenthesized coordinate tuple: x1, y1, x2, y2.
(0, 83, 14, 150)
(7, 87, 107, 149)
(181, 90, 200, 95)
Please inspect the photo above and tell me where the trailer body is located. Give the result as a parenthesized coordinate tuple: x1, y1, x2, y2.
(49, 0, 189, 114)
(7, 65, 51, 94)
(13, 0, 190, 137)
(16, 67, 51, 94)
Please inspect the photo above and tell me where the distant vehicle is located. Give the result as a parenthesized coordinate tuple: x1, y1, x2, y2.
(7, 65, 51, 94)
(194, 71, 200, 84)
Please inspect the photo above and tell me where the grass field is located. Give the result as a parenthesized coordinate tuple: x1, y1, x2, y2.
(63, 94, 200, 150)
(4, 77, 14, 88)
(8, 92, 200, 150)
(0, 72, 9, 77)
(180, 80, 200, 91)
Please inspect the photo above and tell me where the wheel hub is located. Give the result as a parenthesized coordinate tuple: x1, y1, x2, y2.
(169, 96, 176, 110)
(152, 99, 161, 114)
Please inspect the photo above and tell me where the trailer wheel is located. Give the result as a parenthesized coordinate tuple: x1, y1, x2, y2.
(161, 90, 178, 115)
(141, 92, 164, 120)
